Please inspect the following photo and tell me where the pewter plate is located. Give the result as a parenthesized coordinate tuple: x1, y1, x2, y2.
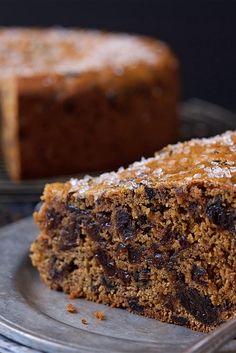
(0, 219, 236, 353)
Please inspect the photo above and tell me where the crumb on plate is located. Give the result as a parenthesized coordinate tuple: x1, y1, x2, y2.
(66, 303, 77, 313)
(81, 318, 88, 325)
(94, 311, 106, 320)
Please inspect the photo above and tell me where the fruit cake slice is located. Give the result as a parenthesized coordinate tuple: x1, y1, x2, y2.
(31, 131, 236, 332)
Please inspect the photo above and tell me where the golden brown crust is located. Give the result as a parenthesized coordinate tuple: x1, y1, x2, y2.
(67, 130, 236, 198)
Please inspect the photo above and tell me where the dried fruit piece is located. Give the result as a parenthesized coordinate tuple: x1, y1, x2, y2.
(206, 198, 236, 232)
(116, 208, 136, 241)
(177, 286, 219, 325)
(95, 249, 117, 277)
(128, 298, 144, 313)
(191, 264, 207, 285)
(171, 315, 189, 327)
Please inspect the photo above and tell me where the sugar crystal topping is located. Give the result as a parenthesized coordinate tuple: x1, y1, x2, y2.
(69, 131, 236, 198)
(0, 28, 164, 76)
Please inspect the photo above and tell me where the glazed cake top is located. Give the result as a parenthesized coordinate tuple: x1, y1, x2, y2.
(0, 28, 171, 77)
(69, 131, 236, 200)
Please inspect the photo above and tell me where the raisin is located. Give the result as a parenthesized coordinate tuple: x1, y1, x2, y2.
(133, 272, 139, 281)
(159, 205, 169, 213)
(128, 298, 144, 313)
(163, 294, 175, 311)
(133, 269, 150, 287)
(135, 215, 152, 234)
(67, 204, 91, 217)
(83, 221, 101, 242)
(175, 187, 185, 198)
(96, 212, 111, 228)
(50, 268, 62, 282)
(133, 269, 150, 282)
(101, 275, 116, 290)
(177, 285, 219, 325)
(139, 268, 150, 281)
(219, 299, 234, 312)
(189, 202, 201, 220)
(146, 203, 154, 208)
(176, 272, 185, 283)
(58, 213, 84, 250)
(127, 245, 143, 263)
(191, 264, 207, 286)
(144, 227, 153, 234)
(206, 198, 236, 232)
(178, 234, 190, 249)
(116, 243, 128, 255)
(147, 246, 167, 268)
(66, 260, 79, 273)
(95, 249, 117, 277)
(152, 252, 169, 269)
(45, 208, 62, 229)
(171, 315, 189, 327)
(158, 187, 168, 201)
(146, 203, 161, 213)
(66, 203, 81, 213)
(167, 251, 178, 271)
(71, 216, 85, 239)
(160, 229, 175, 245)
(144, 186, 156, 200)
(136, 215, 147, 225)
(48, 258, 78, 282)
(42, 238, 51, 250)
(59, 227, 78, 250)
(119, 270, 131, 284)
(91, 285, 99, 295)
(116, 208, 136, 241)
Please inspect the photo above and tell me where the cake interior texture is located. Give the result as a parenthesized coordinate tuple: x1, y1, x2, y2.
(31, 131, 236, 332)
(0, 28, 179, 180)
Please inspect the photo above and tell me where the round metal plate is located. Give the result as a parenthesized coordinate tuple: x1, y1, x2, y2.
(0, 218, 236, 353)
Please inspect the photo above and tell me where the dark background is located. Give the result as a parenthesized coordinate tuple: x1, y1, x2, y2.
(0, 0, 235, 110)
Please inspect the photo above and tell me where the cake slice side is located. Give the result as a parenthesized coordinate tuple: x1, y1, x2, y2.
(31, 131, 236, 332)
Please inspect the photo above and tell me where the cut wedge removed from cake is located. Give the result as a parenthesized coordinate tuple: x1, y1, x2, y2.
(31, 131, 236, 332)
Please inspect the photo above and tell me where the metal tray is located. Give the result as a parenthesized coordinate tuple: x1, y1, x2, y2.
(1, 218, 236, 353)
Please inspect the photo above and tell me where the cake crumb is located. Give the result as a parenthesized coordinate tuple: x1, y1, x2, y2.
(81, 318, 88, 325)
(94, 311, 106, 320)
(66, 303, 77, 313)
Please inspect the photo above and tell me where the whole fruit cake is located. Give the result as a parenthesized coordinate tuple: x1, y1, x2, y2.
(0, 28, 179, 180)
(31, 130, 236, 332)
